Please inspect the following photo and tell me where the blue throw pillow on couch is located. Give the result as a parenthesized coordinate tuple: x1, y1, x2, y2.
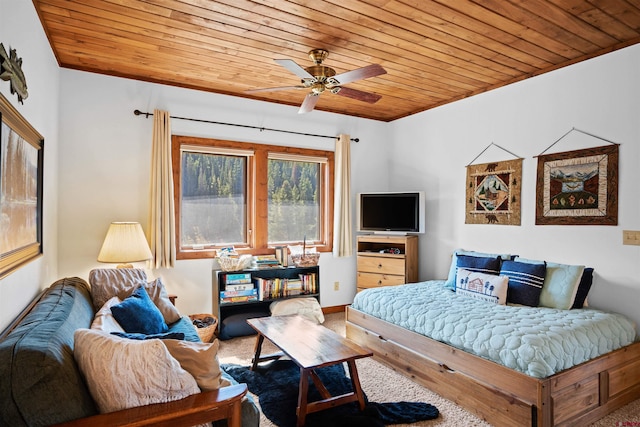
(111, 285, 168, 335)
(500, 260, 546, 307)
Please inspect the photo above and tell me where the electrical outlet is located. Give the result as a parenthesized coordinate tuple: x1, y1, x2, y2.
(334, 281, 340, 291)
(623, 230, 640, 246)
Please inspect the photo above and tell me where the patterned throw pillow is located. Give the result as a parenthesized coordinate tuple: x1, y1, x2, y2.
(500, 260, 546, 307)
(454, 254, 501, 290)
(444, 249, 512, 289)
(455, 269, 509, 305)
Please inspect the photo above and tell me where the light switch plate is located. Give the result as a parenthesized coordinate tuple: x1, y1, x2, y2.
(622, 230, 640, 246)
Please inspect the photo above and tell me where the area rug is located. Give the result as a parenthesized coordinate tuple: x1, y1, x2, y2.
(223, 359, 439, 427)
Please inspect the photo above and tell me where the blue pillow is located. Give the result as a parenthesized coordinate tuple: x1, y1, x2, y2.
(571, 267, 594, 309)
(111, 285, 169, 334)
(500, 260, 546, 307)
(454, 255, 501, 290)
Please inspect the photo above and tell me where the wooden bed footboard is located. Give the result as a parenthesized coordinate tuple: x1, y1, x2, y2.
(346, 307, 640, 427)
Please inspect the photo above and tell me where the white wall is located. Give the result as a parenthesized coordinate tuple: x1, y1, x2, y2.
(0, 1, 60, 331)
(56, 70, 391, 315)
(390, 44, 640, 327)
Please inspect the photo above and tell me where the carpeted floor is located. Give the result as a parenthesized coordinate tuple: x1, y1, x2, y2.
(217, 312, 640, 426)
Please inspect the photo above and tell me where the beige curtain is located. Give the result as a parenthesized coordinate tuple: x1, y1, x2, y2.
(333, 134, 353, 257)
(149, 109, 176, 268)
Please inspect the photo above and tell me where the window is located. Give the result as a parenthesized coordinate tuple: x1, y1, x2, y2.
(172, 136, 334, 259)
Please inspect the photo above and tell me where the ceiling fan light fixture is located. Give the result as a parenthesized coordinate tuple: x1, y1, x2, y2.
(310, 83, 325, 95)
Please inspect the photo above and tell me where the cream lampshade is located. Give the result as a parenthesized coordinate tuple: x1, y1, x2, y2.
(97, 222, 153, 268)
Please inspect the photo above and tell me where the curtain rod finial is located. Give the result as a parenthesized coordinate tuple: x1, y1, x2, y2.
(133, 109, 152, 118)
(352, 138, 359, 143)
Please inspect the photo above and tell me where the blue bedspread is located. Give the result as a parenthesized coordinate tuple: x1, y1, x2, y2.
(351, 281, 637, 378)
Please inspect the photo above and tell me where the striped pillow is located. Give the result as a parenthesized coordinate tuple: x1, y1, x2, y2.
(500, 260, 546, 307)
(454, 255, 501, 290)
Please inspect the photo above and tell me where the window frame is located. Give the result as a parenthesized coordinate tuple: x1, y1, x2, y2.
(172, 135, 334, 260)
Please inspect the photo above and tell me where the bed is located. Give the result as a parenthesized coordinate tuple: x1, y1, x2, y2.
(345, 252, 640, 427)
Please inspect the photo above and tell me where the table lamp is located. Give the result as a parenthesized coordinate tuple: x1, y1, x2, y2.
(97, 222, 153, 268)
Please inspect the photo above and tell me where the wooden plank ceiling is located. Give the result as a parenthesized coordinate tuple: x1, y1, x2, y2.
(33, 0, 640, 122)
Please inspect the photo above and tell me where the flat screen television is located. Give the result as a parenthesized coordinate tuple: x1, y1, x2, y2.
(357, 191, 425, 234)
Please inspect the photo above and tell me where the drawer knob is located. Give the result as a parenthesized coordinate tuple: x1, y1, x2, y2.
(377, 263, 382, 269)
(377, 280, 382, 285)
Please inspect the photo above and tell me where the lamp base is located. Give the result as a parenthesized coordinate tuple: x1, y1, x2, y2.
(116, 263, 134, 268)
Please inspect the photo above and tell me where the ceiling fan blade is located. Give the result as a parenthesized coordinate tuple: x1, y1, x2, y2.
(274, 59, 314, 79)
(334, 86, 382, 103)
(332, 64, 386, 85)
(298, 93, 320, 114)
(245, 85, 306, 93)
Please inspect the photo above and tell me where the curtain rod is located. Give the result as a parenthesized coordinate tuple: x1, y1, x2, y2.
(133, 110, 359, 142)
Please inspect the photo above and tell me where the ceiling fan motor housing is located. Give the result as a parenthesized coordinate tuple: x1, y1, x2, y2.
(304, 65, 336, 81)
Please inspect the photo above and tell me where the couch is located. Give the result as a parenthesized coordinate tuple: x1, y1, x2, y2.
(0, 273, 260, 427)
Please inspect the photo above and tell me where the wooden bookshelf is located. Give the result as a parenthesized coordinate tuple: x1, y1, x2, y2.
(212, 266, 320, 338)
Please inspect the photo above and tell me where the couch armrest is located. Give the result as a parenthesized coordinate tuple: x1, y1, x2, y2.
(52, 384, 247, 427)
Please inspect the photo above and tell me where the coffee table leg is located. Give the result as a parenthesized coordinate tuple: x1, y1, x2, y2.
(250, 334, 265, 371)
(347, 360, 367, 410)
(297, 367, 310, 427)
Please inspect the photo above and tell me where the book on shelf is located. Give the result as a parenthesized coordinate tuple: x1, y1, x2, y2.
(253, 255, 279, 267)
(225, 283, 254, 291)
(220, 288, 258, 298)
(255, 264, 282, 269)
(254, 255, 278, 262)
(220, 295, 258, 304)
(286, 279, 302, 291)
(274, 246, 288, 267)
(299, 273, 318, 294)
(252, 275, 318, 300)
(225, 272, 252, 284)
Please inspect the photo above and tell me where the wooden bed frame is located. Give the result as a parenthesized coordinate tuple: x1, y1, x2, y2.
(346, 306, 640, 427)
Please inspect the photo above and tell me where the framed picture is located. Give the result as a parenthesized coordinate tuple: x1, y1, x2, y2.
(535, 145, 618, 225)
(0, 92, 44, 278)
(465, 158, 522, 225)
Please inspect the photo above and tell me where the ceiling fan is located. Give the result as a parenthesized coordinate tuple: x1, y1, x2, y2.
(246, 49, 386, 114)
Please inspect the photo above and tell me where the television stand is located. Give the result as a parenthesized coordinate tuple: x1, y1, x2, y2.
(356, 235, 418, 293)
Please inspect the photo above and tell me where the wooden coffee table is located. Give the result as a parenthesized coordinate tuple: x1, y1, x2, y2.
(247, 315, 373, 427)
